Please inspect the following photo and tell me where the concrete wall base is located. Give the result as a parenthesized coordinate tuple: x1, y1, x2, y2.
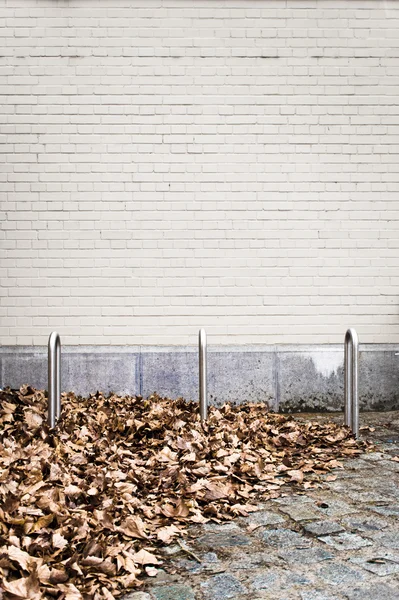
(1, 345, 398, 412)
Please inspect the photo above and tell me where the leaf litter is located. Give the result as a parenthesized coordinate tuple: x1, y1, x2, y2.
(0, 386, 371, 599)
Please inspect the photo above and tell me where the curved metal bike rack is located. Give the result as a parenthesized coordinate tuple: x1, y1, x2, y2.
(48, 331, 61, 428)
(344, 328, 359, 439)
(199, 328, 208, 422)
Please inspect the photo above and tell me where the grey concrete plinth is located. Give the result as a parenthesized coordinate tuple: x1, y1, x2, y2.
(141, 350, 198, 401)
(1, 344, 399, 411)
(359, 350, 399, 411)
(278, 349, 344, 413)
(63, 351, 140, 397)
(141, 348, 275, 409)
(209, 350, 275, 409)
(1, 350, 48, 391)
(0, 347, 140, 398)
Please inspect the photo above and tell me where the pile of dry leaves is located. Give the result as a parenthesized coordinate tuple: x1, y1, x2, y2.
(0, 386, 369, 599)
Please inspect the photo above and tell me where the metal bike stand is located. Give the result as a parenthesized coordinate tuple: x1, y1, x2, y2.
(344, 328, 359, 439)
(48, 331, 61, 428)
(199, 328, 208, 422)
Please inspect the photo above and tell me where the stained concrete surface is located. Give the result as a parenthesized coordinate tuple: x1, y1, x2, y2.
(1, 345, 399, 411)
(277, 349, 343, 412)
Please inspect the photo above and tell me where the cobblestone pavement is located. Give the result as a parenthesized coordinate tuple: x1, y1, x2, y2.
(125, 412, 399, 600)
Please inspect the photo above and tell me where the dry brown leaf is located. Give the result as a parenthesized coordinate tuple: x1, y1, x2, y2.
(203, 481, 232, 501)
(287, 469, 304, 483)
(131, 549, 160, 565)
(52, 532, 68, 550)
(7, 545, 35, 571)
(0, 386, 371, 599)
(118, 516, 148, 539)
(156, 524, 181, 543)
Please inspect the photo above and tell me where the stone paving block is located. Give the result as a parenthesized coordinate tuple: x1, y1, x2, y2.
(284, 572, 313, 587)
(244, 510, 285, 527)
(303, 521, 344, 537)
(272, 496, 314, 507)
(370, 460, 399, 472)
(341, 515, 390, 533)
(345, 583, 399, 600)
(368, 504, 399, 518)
(178, 552, 220, 574)
(315, 562, 366, 586)
(200, 573, 247, 600)
(380, 551, 399, 564)
(278, 547, 334, 565)
(254, 594, 302, 600)
(360, 452, 386, 462)
(228, 551, 278, 571)
(346, 490, 395, 503)
(197, 522, 251, 548)
(151, 584, 196, 600)
(368, 531, 399, 550)
(350, 556, 399, 577)
(277, 504, 322, 522)
(203, 523, 240, 533)
(314, 499, 357, 518)
(344, 459, 371, 470)
(250, 570, 280, 590)
(318, 532, 372, 551)
(197, 530, 251, 549)
(300, 592, 344, 600)
(260, 528, 311, 549)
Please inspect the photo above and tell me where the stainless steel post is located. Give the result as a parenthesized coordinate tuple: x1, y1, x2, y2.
(199, 328, 207, 421)
(48, 331, 61, 428)
(344, 328, 359, 438)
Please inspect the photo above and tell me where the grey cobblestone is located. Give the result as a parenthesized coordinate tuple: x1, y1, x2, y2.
(300, 593, 343, 600)
(250, 570, 280, 590)
(313, 499, 357, 518)
(260, 528, 312, 549)
(278, 503, 323, 522)
(341, 514, 390, 533)
(345, 583, 399, 600)
(228, 551, 277, 571)
(318, 532, 372, 551)
(200, 574, 247, 600)
(278, 547, 334, 565)
(244, 510, 285, 527)
(368, 531, 399, 550)
(178, 552, 220, 574)
(303, 521, 344, 536)
(151, 584, 196, 600)
(368, 504, 399, 518)
(314, 562, 367, 585)
(197, 530, 251, 548)
(350, 556, 399, 577)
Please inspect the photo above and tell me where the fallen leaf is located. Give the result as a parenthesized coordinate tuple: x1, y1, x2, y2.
(132, 549, 160, 565)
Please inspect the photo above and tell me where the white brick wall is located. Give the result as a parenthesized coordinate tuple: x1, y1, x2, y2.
(1, 0, 399, 346)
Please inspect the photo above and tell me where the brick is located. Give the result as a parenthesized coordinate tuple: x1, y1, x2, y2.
(1, 1, 399, 346)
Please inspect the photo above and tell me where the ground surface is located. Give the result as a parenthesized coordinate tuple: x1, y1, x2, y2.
(126, 411, 399, 600)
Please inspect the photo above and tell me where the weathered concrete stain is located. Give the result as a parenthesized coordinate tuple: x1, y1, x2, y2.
(1, 345, 398, 412)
